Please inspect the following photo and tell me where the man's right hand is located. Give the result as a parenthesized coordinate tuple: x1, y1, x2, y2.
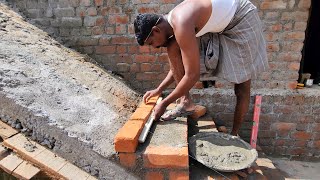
(143, 89, 161, 104)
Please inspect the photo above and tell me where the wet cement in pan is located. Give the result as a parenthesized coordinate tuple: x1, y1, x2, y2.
(189, 132, 258, 172)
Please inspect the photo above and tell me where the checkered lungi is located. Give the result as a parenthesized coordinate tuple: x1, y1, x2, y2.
(199, 0, 269, 84)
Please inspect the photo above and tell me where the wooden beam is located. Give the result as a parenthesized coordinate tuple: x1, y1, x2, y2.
(4, 133, 97, 179)
(58, 163, 91, 180)
(0, 121, 18, 139)
(12, 161, 40, 180)
(0, 154, 23, 174)
(3, 134, 46, 159)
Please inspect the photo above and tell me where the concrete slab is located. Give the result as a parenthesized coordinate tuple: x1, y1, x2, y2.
(0, 2, 140, 179)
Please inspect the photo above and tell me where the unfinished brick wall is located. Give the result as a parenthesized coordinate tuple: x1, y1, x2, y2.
(9, 0, 311, 91)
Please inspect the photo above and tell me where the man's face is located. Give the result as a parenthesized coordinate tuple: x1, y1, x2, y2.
(144, 27, 168, 48)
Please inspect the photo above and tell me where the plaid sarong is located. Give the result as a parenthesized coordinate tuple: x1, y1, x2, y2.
(199, 0, 269, 84)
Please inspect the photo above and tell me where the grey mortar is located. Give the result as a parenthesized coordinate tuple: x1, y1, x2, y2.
(189, 132, 258, 172)
(0, 2, 141, 179)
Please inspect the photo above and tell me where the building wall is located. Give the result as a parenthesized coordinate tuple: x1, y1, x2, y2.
(9, 0, 311, 91)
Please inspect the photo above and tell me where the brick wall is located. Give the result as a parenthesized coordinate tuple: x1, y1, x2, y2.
(191, 88, 320, 159)
(8, 0, 311, 91)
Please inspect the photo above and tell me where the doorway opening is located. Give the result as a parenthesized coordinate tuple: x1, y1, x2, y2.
(299, 0, 320, 86)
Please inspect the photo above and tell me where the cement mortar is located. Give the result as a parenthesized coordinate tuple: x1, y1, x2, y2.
(189, 132, 257, 172)
(0, 2, 140, 179)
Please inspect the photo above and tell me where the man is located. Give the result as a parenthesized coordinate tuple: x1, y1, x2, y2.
(134, 0, 268, 136)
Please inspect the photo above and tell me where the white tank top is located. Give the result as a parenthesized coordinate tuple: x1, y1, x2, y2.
(167, 0, 238, 37)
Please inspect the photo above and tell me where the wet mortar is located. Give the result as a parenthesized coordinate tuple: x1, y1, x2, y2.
(0, 2, 141, 179)
(189, 132, 258, 172)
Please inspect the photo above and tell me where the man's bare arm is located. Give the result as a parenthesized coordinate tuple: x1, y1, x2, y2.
(161, 18, 200, 107)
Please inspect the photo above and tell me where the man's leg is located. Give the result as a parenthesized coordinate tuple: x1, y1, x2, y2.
(166, 39, 195, 110)
(231, 79, 251, 136)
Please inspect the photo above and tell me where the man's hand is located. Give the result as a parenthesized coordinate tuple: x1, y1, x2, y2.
(143, 89, 161, 104)
(153, 101, 167, 121)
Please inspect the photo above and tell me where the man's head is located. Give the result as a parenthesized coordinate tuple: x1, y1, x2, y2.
(134, 13, 170, 48)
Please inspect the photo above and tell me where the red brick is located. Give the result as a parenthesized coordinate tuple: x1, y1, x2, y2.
(260, 1, 287, 10)
(294, 22, 307, 31)
(111, 37, 133, 44)
(108, 15, 129, 24)
(128, 25, 135, 34)
(193, 81, 204, 89)
(130, 63, 139, 72)
(92, 26, 104, 35)
(271, 123, 296, 137)
(105, 27, 114, 34)
(314, 141, 320, 149)
(298, 0, 311, 9)
(294, 141, 307, 147)
(99, 37, 110, 45)
(138, 5, 160, 13)
(189, 105, 206, 119)
(86, 7, 97, 16)
(287, 148, 306, 155)
(95, 46, 116, 54)
(264, 32, 279, 41)
(145, 171, 164, 180)
(130, 107, 152, 123)
(143, 146, 188, 168)
(283, 32, 305, 41)
(119, 153, 137, 168)
(114, 120, 144, 152)
(158, 53, 169, 63)
(139, 46, 150, 53)
(128, 46, 138, 53)
(116, 46, 127, 53)
(136, 72, 158, 81)
(278, 53, 301, 62)
(291, 132, 312, 140)
(152, 64, 163, 72)
(141, 63, 152, 72)
(160, 0, 176, 3)
(313, 123, 320, 131)
(101, 7, 121, 15)
(169, 171, 189, 180)
(266, 42, 280, 52)
(80, 0, 91, 6)
(281, 11, 309, 22)
(95, 0, 103, 6)
(135, 55, 155, 63)
(96, 17, 105, 26)
(313, 133, 320, 140)
(116, 24, 126, 34)
(288, 63, 300, 71)
(274, 139, 285, 146)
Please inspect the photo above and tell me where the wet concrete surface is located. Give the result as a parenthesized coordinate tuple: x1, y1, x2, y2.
(0, 2, 141, 179)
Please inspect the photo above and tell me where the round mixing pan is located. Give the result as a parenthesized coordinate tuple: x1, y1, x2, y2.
(189, 132, 258, 172)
